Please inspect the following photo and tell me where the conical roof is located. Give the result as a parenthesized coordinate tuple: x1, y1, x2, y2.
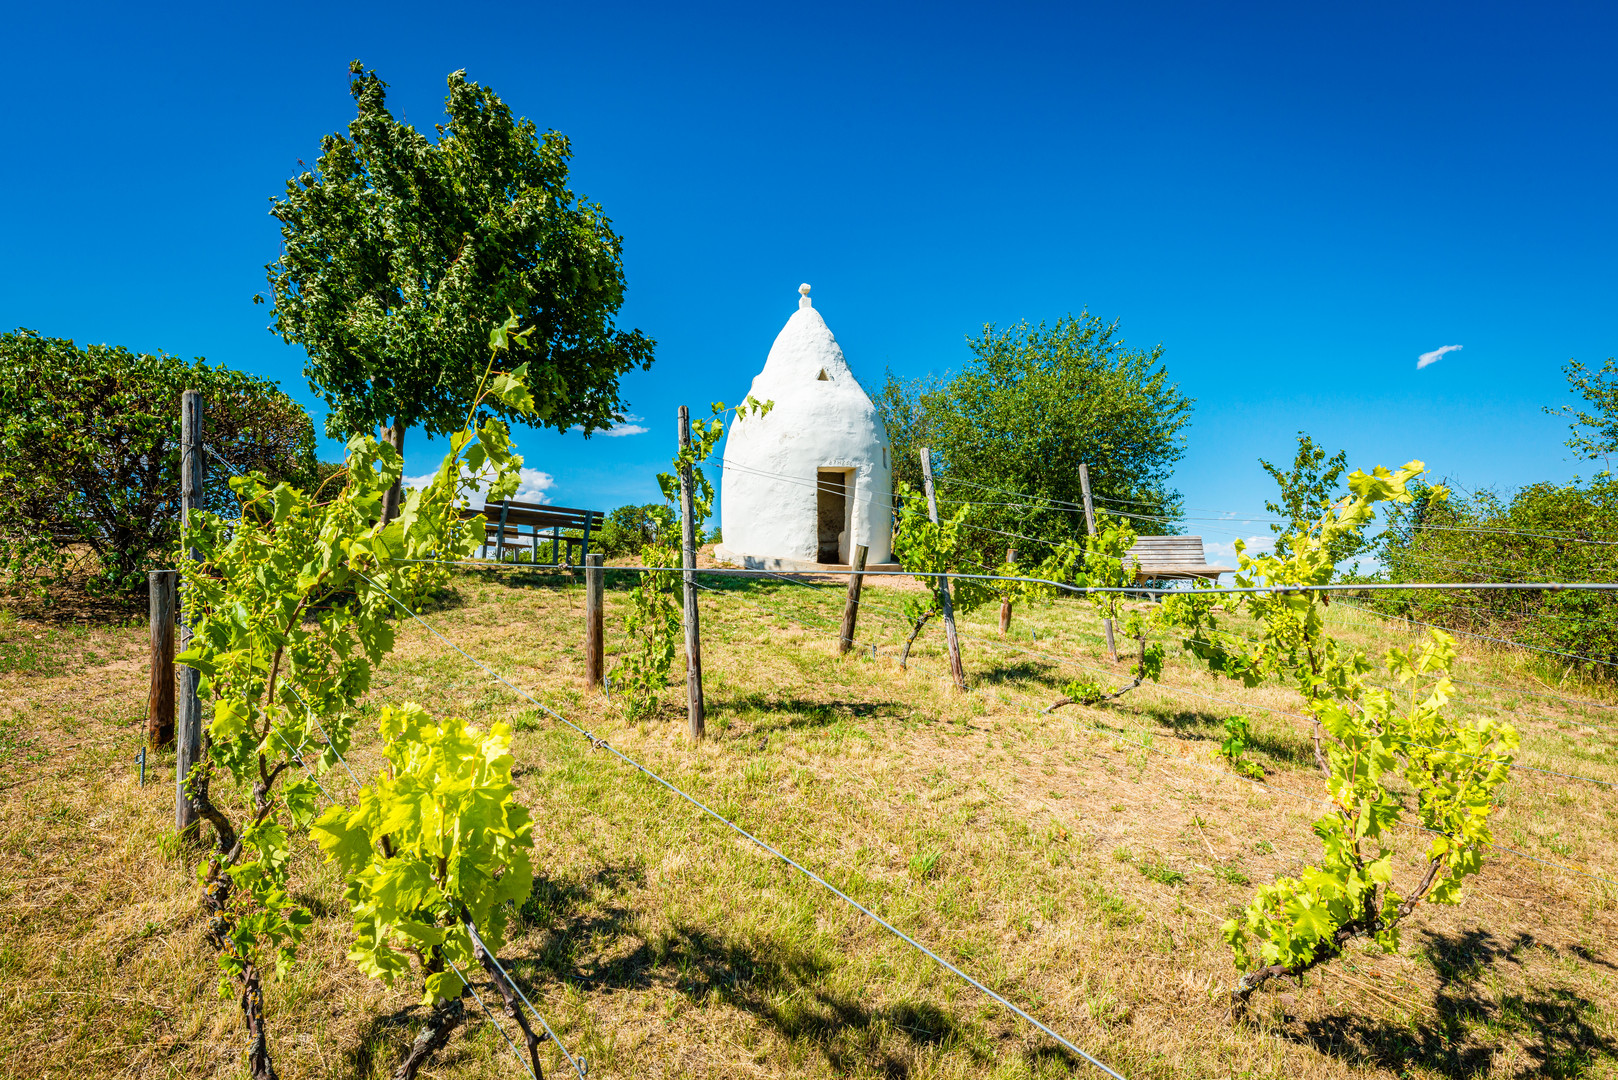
(756, 283, 855, 386)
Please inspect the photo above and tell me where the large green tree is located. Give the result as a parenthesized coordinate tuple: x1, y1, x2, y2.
(265, 62, 654, 515)
(0, 330, 318, 599)
(1259, 431, 1369, 564)
(872, 312, 1193, 563)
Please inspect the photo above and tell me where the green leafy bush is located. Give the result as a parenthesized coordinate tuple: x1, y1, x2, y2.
(1375, 478, 1618, 670)
(0, 329, 320, 599)
(598, 503, 677, 558)
(870, 311, 1194, 566)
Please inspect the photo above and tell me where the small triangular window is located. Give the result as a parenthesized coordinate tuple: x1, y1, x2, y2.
(816, 369, 829, 381)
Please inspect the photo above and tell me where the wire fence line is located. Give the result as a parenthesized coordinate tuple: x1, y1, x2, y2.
(388, 552, 1618, 676)
(1184, 620, 1618, 744)
(1086, 489, 1618, 548)
(1340, 598, 1618, 671)
(351, 570, 1130, 1080)
(378, 553, 1618, 897)
(382, 556, 1618, 600)
(944, 617, 1618, 793)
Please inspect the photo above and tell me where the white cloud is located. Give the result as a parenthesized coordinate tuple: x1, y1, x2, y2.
(1202, 535, 1275, 564)
(1416, 343, 1462, 370)
(571, 413, 649, 438)
(402, 465, 555, 507)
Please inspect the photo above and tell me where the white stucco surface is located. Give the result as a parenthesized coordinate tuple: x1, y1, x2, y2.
(717, 286, 894, 568)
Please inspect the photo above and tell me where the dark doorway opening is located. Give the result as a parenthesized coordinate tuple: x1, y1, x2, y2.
(817, 469, 848, 563)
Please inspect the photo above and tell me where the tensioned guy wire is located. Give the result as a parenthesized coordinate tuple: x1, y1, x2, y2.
(465, 922, 588, 1080)
(352, 570, 1129, 1080)
(445, 957, 540, 1080)
(383, 556, 1618, 597)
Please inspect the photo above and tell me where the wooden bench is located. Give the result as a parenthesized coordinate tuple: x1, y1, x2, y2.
(459, 500, 603, 567)
(1123, 535, 1232, 581)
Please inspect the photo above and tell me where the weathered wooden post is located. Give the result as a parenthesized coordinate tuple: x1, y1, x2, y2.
(838, 544, 868, 654)
(677, 406, 705, 739)
(1078, 463, 1118, 661)
(918, 447, 967, 691)
(999, 546, 1015, 635)
(176, 390, 205, 834)
(584, 553, 605, 688)
(146, 569, 177, 749)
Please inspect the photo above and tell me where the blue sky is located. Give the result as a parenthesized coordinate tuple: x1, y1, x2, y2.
(5, 1, 1614, 560)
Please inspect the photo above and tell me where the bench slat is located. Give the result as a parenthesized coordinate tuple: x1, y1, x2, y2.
(1122, 534, 1231, 578)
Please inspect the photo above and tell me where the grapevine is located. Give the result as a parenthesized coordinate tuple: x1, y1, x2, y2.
(176, 317, 535, 1077)
(310, 704, 541, 1080)
(891, 482, 1082, 671)
(1158, 463, 1519, 1002)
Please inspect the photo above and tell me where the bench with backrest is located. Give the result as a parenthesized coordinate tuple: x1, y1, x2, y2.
(459, 500, 603, 566)
(1122, 535, 1232, 581)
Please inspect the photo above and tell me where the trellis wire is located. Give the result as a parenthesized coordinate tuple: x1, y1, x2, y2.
(352, 570, 1129, 1080)
(1185, 619, 1618, 746)
(465, 921, 588, 1080)
(1088, 490, 1618, 547)
(385, 557, 1618, 597)
(444, 956, 540, 1080)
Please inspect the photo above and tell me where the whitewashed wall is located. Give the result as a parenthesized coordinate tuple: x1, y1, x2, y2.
(718, 290, 893, 566)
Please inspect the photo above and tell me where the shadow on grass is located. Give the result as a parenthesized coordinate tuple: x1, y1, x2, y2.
(477, 567, 586, 594)
(711, 694, 910, 736)
(974, 660, 1066, 691)
(1137, 704, 1318, 768)
(1287, 928, 1618, 1079)
(505, 860, 1084, 1077)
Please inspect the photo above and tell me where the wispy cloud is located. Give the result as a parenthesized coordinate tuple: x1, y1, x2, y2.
(1203, 535, 1275, 563)
(571, 413, 649, 438)
(402, 465, 556, 506)
(1417, 344, 1462, 370)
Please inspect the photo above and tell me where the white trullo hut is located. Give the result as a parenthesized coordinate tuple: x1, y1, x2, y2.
(715, 284, 895, 570)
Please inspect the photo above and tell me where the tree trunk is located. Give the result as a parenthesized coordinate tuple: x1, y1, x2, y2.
(393, 996, 465, 1080)
(469, 931, 546, 1079)
(380, 421, 406, 524)
(242, 961, 278, 1080)
(900, 613, 933, 670)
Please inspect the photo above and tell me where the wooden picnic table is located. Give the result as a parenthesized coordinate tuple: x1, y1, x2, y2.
(460, 500, 603, 567)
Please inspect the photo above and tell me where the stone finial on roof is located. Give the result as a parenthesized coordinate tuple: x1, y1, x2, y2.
(799, 282, 812, 309)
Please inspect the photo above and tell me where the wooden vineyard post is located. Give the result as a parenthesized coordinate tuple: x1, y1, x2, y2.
(919, 447, 967, 691)
(839, 544, 868, 654)
(1000, 547, 1015, 635)
(1079, 462, 1118, 662)
(146, 570, 177, 749)
(677, 406, 705, 740)
(584, 553, 605, 688)
(176, 390, 205, 834)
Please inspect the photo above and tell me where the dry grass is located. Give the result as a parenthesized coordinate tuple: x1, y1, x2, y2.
(3, 568, 1618, 1079)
